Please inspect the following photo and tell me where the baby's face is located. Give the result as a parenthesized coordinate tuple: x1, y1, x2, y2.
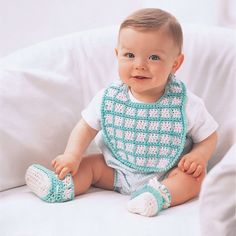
(116, 28, 183, 102)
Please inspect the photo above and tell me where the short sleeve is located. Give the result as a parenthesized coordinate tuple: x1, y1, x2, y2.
(81, 89, 104, 131)
(185, 91, 218, 143)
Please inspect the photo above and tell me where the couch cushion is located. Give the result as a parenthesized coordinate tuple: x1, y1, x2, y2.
(0, 26, 118, 191)
(0, 186, 200, 236)
(199, 144, 236, 236)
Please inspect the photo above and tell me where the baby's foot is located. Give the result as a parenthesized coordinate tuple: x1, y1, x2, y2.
(127, 185, 164, 217)
(127, 191, 158, 217)
(127, 179, 171, 217)
(25, 164, 74, 203)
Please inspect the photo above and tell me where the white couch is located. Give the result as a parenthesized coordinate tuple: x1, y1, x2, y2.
(0, 24, 235, 236)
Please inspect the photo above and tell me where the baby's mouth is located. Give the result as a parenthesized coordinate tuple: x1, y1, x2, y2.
(132, 75, 151, 80)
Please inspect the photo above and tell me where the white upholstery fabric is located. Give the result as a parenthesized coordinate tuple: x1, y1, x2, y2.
(0, 187, 200, 236)
(0, 24, 236, 235)
(0, 27, 118, 191)
(199, 144, 236, 236)
(178, 24, 236, 169)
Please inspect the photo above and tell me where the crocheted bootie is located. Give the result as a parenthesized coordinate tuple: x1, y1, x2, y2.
(25, 164, 74, 203)
(127, 178, 171, 217)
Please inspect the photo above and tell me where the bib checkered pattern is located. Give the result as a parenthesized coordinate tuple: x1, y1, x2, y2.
(101, 78, 187, 173)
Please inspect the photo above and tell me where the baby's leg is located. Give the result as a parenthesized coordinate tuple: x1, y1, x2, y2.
(25, 154, 114, 202)
(127, 167, 204, 216)
(162, 167, 204, 206)
(73, 153, 114, 196)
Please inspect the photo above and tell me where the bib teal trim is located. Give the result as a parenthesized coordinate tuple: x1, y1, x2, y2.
(101, 77, 187, 173)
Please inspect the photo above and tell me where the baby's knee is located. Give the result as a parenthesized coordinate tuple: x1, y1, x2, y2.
(182, 170, 204, 197)
(171, 168, 204, 196)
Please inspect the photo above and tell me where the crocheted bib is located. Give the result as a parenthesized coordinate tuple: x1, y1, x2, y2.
(101, 78, 187, 173)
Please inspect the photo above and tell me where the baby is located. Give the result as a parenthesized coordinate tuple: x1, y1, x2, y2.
(25, 8, 218, 217)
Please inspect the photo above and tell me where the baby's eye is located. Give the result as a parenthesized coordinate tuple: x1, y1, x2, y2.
(124, 52, 135, 58)
(149, 55, 160, 61)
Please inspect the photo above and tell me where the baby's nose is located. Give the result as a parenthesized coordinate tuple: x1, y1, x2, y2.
(135, 65, 145, 70)
(134, 59, 147, 70)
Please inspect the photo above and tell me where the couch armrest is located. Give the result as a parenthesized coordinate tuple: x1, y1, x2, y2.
(199, 143, 236, 236)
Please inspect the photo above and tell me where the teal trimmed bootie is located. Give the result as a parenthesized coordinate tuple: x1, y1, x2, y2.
(25, 164, 74, 203)
(127, 177, 171, 217)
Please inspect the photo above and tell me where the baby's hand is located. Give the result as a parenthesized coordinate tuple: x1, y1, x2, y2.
(178, 153, 206, 180)
(51, 153, 80, 180)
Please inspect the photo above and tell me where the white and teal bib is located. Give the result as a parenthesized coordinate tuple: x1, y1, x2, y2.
(101, 78, 187, 173)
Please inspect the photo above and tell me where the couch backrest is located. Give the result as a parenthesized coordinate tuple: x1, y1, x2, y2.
(178, 24, 236, 169)
(0, 24, 235, 191)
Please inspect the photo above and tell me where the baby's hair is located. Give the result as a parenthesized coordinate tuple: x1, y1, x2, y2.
(119, 8, 183, 54)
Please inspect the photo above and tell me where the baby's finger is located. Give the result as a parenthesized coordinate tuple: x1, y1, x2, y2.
(59, 167, 70, 180)
(178, 159, 185, 171)
(52, 159, 61, 169)
(186, 162, 197, 174)
(51, 159, 56, 167)
(53, 161, 61, 170)
(193, 165, 203, 178)
(71, 168, 78, 177)
(55, 165, 64, 176)
(183, 159, 191, 171)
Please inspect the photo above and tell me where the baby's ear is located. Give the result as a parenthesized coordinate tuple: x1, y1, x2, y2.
(115, 48, 118, 57)
(172, 54, 184, 73)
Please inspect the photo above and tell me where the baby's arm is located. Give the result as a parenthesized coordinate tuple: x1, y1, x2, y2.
(51, 118, 98, 179)
(178, 131, 218, 179)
